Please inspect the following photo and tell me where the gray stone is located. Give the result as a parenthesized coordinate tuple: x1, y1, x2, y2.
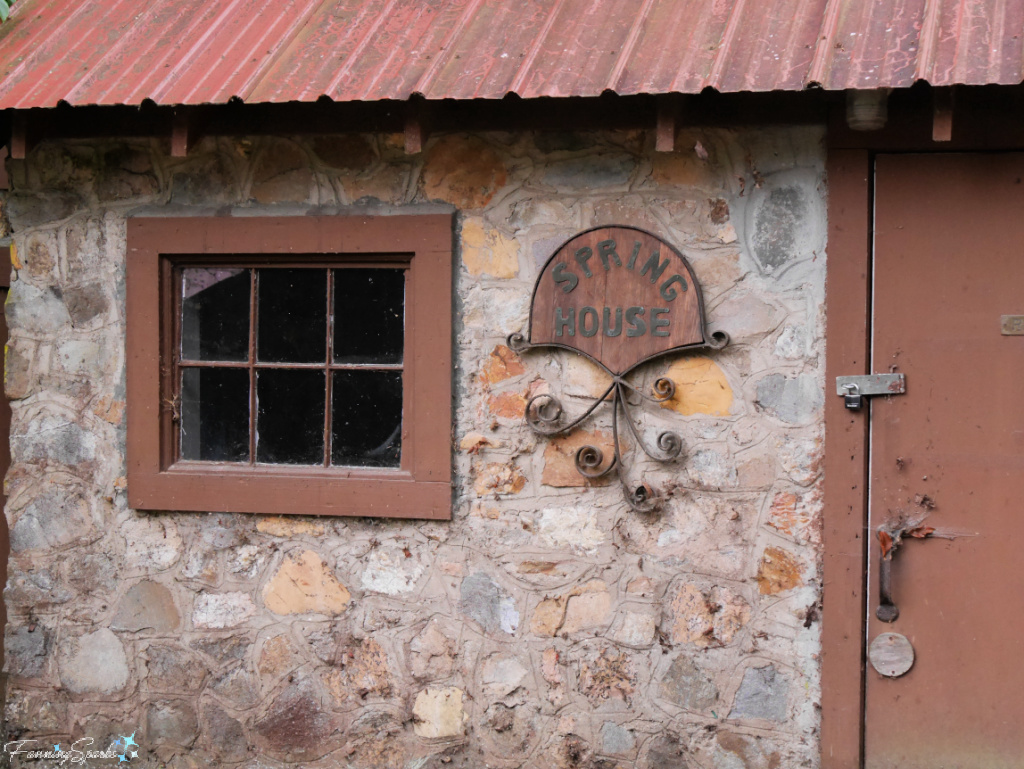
(71, 714, 129, 757)
(542, 155, 634, 189)
(6, 625, 50, 678)
(459, 572, 518, 634)
(210, 665, 261, 709)
(58, 628, 130, 694)
(6, 193, 80, 228)
(202, 701, 248, 762)
(64, 216, 108, 277)
(728, 665, 789, 722)
(169, 155, 239, 205)
(745, 170, 825, 275)
(749, 186, 806, 269)
(11, 484, 93, 551)
(66, 553, 120, 595)
(5, 282, 71, 335)
(4, 688, 66, 732)
(63, 282, 110, 326)
(112, 581, 180, 632)
(200, 517, 243, 549)
(11, 415, 96, 468)
(6, 566, 72, 607)
(97, 146, 159, 201)
(600, 721, 635, 755)
(485, 703, 515, 732)
(146, 700, 199, 747)
(756, 373, 823, 424)
(660, 656, 719, 711)
(145, 645, 206, 693)
(644, 734, 690, 768)
(190, 635, 251, 664)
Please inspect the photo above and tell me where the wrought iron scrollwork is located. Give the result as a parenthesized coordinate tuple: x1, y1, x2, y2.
(510, 331, 729, 512)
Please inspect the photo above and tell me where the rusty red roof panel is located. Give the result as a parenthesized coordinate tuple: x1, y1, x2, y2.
(1, 0, 1022, 109)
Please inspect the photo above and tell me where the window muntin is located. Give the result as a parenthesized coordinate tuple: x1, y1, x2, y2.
(177, 264, 406, 469)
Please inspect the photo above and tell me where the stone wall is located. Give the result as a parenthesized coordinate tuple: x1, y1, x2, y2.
(2, 125, 827, 768)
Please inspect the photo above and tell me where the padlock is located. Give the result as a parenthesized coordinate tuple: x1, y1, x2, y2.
(844, 383, 862, 410)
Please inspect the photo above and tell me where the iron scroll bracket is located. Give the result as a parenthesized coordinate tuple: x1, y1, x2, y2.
(506, 330, 730, 512)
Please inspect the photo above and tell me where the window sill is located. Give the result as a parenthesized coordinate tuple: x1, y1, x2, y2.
(130, 461, 451, 519)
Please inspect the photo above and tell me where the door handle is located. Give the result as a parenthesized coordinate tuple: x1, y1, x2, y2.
(877, 538, 899, 622)
(876, 523, 936, 623)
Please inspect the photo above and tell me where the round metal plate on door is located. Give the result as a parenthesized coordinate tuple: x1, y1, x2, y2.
(869, 632, 915, 678)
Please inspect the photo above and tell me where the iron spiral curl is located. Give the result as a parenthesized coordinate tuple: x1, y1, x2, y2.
(656, 431, 684, 459)
(575, 445, 613, 478)
(525, 393, 563, 433)
(506, 332, 530, 353)
(626, 482, 659, 513)
(651, 377, 676, 402)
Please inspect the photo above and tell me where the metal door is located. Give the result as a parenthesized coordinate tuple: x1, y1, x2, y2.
(865, 154, 1024, 767)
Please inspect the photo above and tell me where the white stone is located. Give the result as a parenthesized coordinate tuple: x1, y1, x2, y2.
(481, 655, 528, 698)
(122, 516, 182, 571)
(537, 507, 606, 553)
(360, 547, 425, 595)
(193, 592, 256, 629)
(228, 544, 263, 577)
(58, 629, 130, 694)
(657, 529, 684, 547)
(498, 595, 520, 635)
(775, 324, 810, 360)
(612, 612, 657, 646)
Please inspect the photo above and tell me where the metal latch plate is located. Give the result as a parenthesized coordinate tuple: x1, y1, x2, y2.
(834, 374, 906, 397)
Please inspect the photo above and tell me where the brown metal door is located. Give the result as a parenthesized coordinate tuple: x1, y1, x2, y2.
(866, 154, 1024, 768)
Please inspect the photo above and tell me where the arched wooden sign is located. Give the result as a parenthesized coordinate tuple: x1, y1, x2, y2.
(508, 226, 728, 513)
(526, 226, 714, 375)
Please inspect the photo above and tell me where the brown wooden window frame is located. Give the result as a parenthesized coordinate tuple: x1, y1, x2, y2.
(126, 214, 453, 519)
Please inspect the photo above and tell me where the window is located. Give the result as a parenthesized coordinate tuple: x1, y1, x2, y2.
(126, 215, 453, 519)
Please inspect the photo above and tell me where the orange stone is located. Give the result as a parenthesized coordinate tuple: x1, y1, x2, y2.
(480, 345, 526, 386)
(757, 546, 803, 595)
(473, 462, 526, 496)
(530, 597, 567, 636)
(660, 357, 733, 416)
(766, 490, 821, 543)
(487, 391, 527, 419)
(667, 583, 714, 646)
(422, 136, 507, 209)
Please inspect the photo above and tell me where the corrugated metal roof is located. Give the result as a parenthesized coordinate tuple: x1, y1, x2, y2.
(0, 0, 1020, 109)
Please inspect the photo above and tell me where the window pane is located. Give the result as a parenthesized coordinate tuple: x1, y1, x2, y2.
(180, 368, 250, 461)
(181, 268, 250, 361)
(332, 371, 402, 467)
(257, 369, 325, 464)
(257, 269, 327, 363)
(333, 268, 405, 364)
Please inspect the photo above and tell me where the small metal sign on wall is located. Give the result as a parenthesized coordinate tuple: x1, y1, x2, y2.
(509, 225, 729, 511)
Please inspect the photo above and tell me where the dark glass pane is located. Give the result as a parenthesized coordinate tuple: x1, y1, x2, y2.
(331, 371, 402, 467)
(257, 369, 325, 464)
(257, 269, 327, 363)
(333, 268, 405, 364)
(181, 268, 250, 361)
(180, 368, 250, 461)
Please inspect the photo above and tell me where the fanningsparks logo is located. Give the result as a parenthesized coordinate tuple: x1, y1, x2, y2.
(4, 732, 140, 764)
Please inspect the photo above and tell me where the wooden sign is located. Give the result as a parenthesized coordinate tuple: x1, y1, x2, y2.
(527, 226, 709, 375)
